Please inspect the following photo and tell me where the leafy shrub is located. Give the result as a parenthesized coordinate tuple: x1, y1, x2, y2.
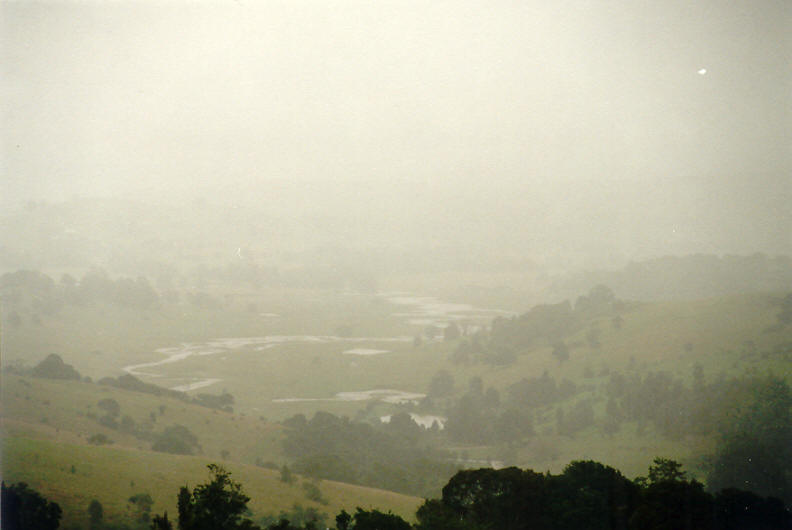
(31, 354, 81, 380)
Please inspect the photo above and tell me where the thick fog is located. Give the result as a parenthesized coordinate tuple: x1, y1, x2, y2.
(4, 4, 792, 527)
(2, 0, 790, 269)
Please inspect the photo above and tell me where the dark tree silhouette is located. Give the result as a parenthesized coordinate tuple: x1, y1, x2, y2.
(351, 507, 411, 530)
(171, 464, 258, 530)
(31, 354, 81, 380)
(551, 460, 639, 530)
(335, 509, 352, 530)
(150, 511, 174, 529)
(1, 482, 62, 530)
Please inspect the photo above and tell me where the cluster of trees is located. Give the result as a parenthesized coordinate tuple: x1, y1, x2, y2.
(153, 459, 792, 530)
(436, 363, 790, 502)
(602, 371, 792, 504)
(443, 376, 528, 445)
(415, 459, 791, 530)
(438, 373, 578, 445)
(87, 395, 202, 455)
(281, 411, 457, 497)
(0, 267, 279, 326)
(1, 269, 160, 319)
(30, 354, 83, 381)
(450, 285, 624, 365)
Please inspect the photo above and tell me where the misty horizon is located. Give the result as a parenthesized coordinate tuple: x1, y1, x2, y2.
(2, 0, 790, 270)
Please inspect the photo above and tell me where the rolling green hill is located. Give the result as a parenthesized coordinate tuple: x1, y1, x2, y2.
(2, 436, 422, 529)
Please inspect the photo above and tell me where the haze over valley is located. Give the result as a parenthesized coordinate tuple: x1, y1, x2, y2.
(2, 1, 791, 529)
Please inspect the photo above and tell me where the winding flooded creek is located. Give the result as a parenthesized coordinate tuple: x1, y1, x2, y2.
(123, 292, 512, 400)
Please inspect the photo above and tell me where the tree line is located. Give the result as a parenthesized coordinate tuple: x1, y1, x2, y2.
(6, 458, 790, 529)
(449, 284, 624, 366)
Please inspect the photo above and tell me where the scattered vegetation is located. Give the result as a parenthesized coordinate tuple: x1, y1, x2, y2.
(283, 411, 456, 497)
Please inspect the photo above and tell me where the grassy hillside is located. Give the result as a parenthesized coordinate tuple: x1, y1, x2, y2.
(2, 375, 283, 466)
(423, 292, 791, 479)
(2, 436, 422, 529)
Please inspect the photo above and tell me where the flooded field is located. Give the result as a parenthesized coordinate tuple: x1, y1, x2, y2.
(123, 335, 412, 390)
(273, 389, 426, 404)
(121, 292, 511, 415)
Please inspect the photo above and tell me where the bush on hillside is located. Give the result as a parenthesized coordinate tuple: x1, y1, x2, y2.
(31, 354, 81, 380)
(152, 425, 200, 455)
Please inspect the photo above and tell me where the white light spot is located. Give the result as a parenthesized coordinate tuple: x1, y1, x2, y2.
(697, 68, 707, 75)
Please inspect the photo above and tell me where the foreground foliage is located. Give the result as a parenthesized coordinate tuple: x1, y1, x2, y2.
(5, 457, 790, 529)
(144, 459, 791, 530)
(1, 481, 62, 530)
(414, 459, 791, 530)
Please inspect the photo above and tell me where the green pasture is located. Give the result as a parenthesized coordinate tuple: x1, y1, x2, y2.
(1, 436, 422, 529)
(2, 375, 284, 466)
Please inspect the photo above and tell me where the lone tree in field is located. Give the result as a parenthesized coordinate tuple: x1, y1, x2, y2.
(172, 464, 257, 529)
(32, 353, 81, 380)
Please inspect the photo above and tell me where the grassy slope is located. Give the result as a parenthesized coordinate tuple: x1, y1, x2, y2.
(433, 293, 791, 479)
(1, 374, 422, 527)
(2, 375, 284, 465)
(458, 293, 792, 391)
(2, 436, 422, 529)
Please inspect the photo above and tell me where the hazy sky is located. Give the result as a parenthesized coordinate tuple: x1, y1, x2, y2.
(2, 0, 790, 262)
